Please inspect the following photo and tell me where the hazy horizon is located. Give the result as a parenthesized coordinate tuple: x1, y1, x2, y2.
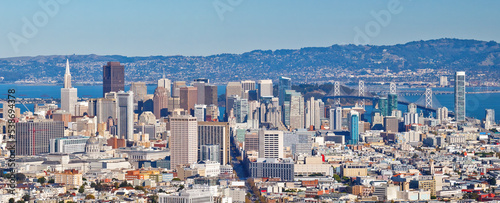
(2, 0, 499, 58)
(1, 38, 496, 59)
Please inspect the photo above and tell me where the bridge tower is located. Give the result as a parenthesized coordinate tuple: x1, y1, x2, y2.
(334, 81, 340, 106)
(359, 80, 365, 108)
(425, 88, 432, 108)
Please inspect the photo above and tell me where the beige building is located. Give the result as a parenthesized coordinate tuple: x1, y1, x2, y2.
(341, 164, 368, 177)
(170, 115, 198, 168)
(55, 169, 83, 188)
(411, 178, 436, 196)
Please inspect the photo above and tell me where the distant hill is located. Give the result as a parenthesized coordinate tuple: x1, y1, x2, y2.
(0, 38, 499, 84)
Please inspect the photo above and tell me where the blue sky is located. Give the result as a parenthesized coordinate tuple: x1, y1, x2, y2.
(1, 0, 499, 58)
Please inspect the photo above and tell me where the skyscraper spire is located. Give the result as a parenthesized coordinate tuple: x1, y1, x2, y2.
(65, 59, 70, 74)
(64, 59, 72, 88)
(61, 59, 77, 116)
(162, 66, 165, 79)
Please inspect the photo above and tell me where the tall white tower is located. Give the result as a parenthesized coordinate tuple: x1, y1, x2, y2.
(61, 59, 78, 115)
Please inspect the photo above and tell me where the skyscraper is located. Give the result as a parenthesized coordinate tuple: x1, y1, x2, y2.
(194, 104, 207, 121)
(225, 82, 242, 115)
(348, 110, 359, 145)
(378, 97, 388, 117)
(158, 78, 172, 96)
(241, 80, 256, 99)
(172, 81, 186, 98)
(384, 116, 399, 133)
(228, 95, 248, 123)
(117, 91, 134, 140)
(387, 93, 398, 116)
(102, 62, 125, 97)
(455, 71, 466, 122)
(170, 115, 198, 167)
(258, 129, 284, 158)
(283, 90, 304, 130)
(153, 87, 169, 119)
(329, 106, 342, 130)
(200, 145, 220, 163)
(204, 85, 218, 106)
(485, 109, 495, 129)
(16, 121, 64, 155)
(61, 59, 78, 115)
(131, 82, 147, 103)
(408, 103, 417, 114)
(440, 76, 448, 86)
(197, 122, 230, 164)
(241, 80, 256, 92)
(437, 107, 449, 124)
(192, 80, 207, 105)
(88, 97, 117, 123)
(179, 86, 198, 113)
(257, 79, 273, 98)
(305, 97, 323, 130)
(206, 105, 219, 122)
(278, 76, 292, 106)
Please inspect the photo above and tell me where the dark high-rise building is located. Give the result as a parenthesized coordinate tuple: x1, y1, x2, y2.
(204, 85, 218, 106)
(387, 94, 398, 116)
(153, 87, 169, 119)
(180, 86, 198, 113)
(103, 62, 125, 97)
(16, 121, 64, 156)
(384, 116, 399, 133)
(279, 76, 292, 106)
(378, 97, 388, 117)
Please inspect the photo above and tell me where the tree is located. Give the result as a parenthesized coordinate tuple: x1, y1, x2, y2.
(91, 182, 97, 188)
(463, 192, 479, 200)
(488, 177, 497, 186)
(85, 194, 95, 199)
(15, 173, 26, 182)
(78, 185, 85, 193)
(48, 179, 55, 184)
(22, 194, 30, 201)
(38, 177, 46, 184)
(149, 195, 159, 203)
(333, 174, 342, 182)
(119, 181, 129, 188)
(8, 198, 14, 203)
